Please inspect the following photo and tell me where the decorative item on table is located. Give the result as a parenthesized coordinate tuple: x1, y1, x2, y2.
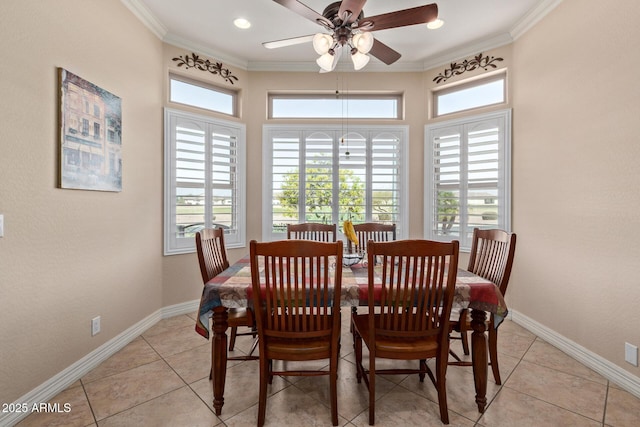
(342, 220, 362, 266)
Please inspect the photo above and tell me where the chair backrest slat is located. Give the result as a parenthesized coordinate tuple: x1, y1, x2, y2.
(287, 223, 337, 242)
(467, 228, 517, 295)
(349, 222, 396, 255)
(368, 240, 459, 339)
(195, 227, 230, 284)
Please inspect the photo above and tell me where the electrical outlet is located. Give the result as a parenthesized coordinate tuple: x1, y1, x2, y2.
(92, 316, 101, 336)
(625, 342, 638, 366)
(0, 214, 4, 237)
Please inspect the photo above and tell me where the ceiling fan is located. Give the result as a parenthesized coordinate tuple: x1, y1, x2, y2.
(263, 0, 439, 72)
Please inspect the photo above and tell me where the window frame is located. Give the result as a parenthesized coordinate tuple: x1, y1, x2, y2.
(433, 73, 506, 118)
(169, 73, 239, 117)
(424, 109, 512, 250)
(164, 107, 246, 255)
(262, 124, 409, 242)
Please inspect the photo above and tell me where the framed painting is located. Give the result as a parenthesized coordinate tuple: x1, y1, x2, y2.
(58, 68, 122, 191)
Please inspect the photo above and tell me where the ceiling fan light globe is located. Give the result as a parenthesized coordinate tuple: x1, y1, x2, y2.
(352, 32, 374, 54)
(427, 19, 444, 30)
(351, 52, 370, 70)
(313, 33, 333, 55)
(317, 52, 335, 72)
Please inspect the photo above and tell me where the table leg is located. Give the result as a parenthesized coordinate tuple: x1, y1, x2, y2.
(211, 306, 229, 416)
(470, 308, 488, 413)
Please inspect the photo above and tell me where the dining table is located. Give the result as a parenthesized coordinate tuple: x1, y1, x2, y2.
(195, 253, 508, 416)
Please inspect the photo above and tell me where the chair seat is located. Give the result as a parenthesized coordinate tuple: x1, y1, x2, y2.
(228, 308, 254, 327)
(352, 314, 439, 358)
(265, 337, 332, 359)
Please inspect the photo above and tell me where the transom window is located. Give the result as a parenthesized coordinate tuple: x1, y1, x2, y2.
(424, 109, 511, 249)
(433, 74, 506, 117)
(269, 93, 402, 119)
(169, 74, 238, 117)
(263, 125, 408, 242)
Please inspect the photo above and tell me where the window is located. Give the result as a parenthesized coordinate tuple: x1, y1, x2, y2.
(169, 74, 237, 117)
(164, 108, 245, 255)
(433, 74, 505, 117)
(269, 94, 402, 119)
(263, 125, 408, 242)
(424, 109, 511, 249)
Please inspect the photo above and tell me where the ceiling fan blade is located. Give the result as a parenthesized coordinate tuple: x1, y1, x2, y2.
(263, 34, 315, 49)
(361, 3, 438, 32)
(272, 0, 334, 28)
(369, 39, 401, 65)
(338, 0, 367, 24)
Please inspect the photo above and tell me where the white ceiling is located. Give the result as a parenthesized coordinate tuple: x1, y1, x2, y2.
(125, 0, 559, 72)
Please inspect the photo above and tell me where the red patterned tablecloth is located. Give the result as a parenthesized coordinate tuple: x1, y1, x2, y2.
(196, 255, 507, 339)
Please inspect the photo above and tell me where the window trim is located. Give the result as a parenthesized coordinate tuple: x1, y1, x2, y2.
(164, 107, 246, 255)
(268, 93, 403, 119)
(262, 124, 409, 242)
(169, 73, 239, 117)
(424, 108, 512, 250)
(433, 73, 506, 118)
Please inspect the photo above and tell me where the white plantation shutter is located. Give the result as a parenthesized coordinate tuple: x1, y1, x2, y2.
(165, 109, 245, 254)
(304, 131, 335, 224)
(371, 132, 402, 232)
(263, 125, 407, 241)
(425, 109, 511, 249)
(269, 131, 302, 233)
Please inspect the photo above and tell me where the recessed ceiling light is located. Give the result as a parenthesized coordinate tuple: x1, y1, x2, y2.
(427, 19, 444, 30)
(234, 18, 251, 29)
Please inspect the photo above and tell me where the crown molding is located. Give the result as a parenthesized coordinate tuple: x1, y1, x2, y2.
(163, 34, 249, 70)
(422, 33, 513, 71)
(511, 0, 564, 40)
(120, 0, 167, 39)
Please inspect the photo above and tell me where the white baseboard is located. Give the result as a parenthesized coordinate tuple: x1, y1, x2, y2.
(511, 309, 640, 399)
(0, 299, 200, 427)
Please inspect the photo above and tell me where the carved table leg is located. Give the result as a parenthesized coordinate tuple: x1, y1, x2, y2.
(470, 308, 488, 413)
(211, 306, 229, 416)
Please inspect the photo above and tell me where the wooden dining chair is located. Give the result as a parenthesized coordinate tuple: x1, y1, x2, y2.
(286, 222, 337, 242)
(347, 222, 396, 256)
(249, 239, 343, 427)
(448, 228, 516, 385)
(196, 228, 258, 364)
(352, 239, 459, 425)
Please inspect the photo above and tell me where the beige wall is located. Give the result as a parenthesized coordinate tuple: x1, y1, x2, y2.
(0, 1, 164, 404)
(2, 0, 639, 409)
(510, 0, 640, 376)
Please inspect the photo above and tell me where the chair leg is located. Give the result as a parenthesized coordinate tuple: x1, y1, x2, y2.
(489, 327, 501, 385)
(354, 329, 363, 383)
(368, 356, 375, 426)
(228, 326, 238, 351)
(247, 336, 259, 357)
(460, 328, 470, 355)
(350, 306, 357, 349)
(460, 310, 470, 355)
(435, 353, 450, 425)
(330, 352, 339, 426)
(419, 359, 426, 382)
(257, 355, 269, 427)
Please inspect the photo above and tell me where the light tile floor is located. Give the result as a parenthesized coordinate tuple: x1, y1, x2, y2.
(15, 309, 640, 426)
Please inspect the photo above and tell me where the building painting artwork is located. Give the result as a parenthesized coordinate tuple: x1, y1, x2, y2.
(59, 68, 122, 191)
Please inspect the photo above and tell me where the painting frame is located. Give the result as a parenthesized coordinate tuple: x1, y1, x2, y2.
(58, 68, 122, 192)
